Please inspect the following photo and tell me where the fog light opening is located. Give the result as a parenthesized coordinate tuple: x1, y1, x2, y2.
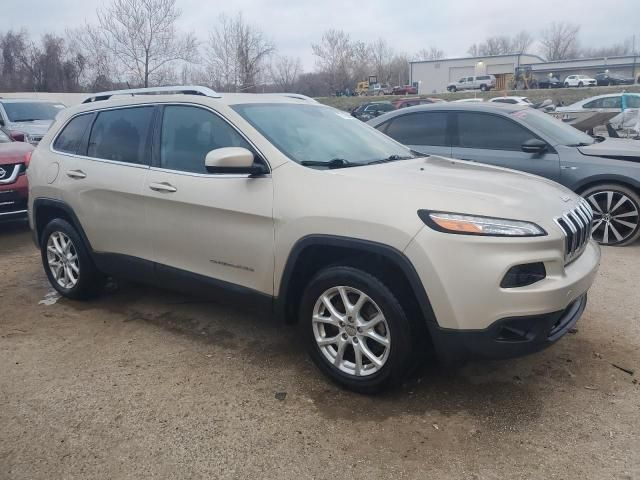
(500, 262, 546, 288)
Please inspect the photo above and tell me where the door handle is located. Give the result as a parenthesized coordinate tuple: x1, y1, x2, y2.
(560, 166, 578, 170)
(149, 182, 177, 193)
(66, 169, 86, 179)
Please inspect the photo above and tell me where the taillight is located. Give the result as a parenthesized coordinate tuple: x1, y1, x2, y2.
(24, 150, 33, 167)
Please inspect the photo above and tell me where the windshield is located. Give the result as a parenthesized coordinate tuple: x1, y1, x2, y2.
(233, 103, 415, 167)
(3, 102, 65, 122)
(510, 108, 595, 146)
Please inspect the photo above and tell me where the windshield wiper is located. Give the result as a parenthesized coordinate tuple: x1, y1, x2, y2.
(365, 154, 416, 165)
(300, 158, 357, 169)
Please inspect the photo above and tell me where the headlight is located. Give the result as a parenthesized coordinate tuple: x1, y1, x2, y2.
(418, 210, 546, 237)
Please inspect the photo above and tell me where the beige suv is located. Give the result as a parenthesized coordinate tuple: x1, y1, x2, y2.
(28, 86, 601, 393)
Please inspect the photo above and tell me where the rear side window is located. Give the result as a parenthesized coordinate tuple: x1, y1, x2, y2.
(476, 76, 490, 80)
(53, 114, 94, 154)
(383, 112, 448, 146)
(87, 107, 154, 165)
(160, 105, 251, 174)
(456, 112, 534, 151)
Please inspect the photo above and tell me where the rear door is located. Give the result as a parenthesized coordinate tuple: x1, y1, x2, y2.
(450, 111, 561, 181)
(54, 106, 154, 265)
(376, 111, 452, 157)
(143, 104, 274, 295)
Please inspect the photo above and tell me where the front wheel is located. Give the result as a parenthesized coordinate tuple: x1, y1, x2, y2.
(448, 86, 456, 92)
(582, 184, 640, 246)
(299, 266, 415, 393)
(480, 84, 487, 91)
(41, 219, 105, 299)
(578, 81, 584, 87)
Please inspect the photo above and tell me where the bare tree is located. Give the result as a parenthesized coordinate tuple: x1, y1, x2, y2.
(369, 38, 395, 83)
(206, 13, 274, 92)
(312, 29, 354, 92)
(414, 47, 445, 61)
(84, 0, 197, 87)
(581, 38, 634, 58)
(511, 31, 534, 53)
(540, 22, 580, 61)
(468, 31, 533, 57)
(270, 55, 302, 92)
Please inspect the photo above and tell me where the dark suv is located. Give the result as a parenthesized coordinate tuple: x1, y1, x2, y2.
(369, 103, 640, 246)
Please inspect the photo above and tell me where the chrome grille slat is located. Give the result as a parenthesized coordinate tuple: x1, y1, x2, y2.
(554, 200, 594, 263)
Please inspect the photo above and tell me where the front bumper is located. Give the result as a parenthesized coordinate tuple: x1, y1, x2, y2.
(428, 293, 587, 364)
(0, 174, 28, 220)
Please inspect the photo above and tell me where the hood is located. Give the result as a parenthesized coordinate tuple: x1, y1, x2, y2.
(5, 120, 53, 136)
(0, 141, 34, 164)
(331, 156, 578, 224)
(578, 138, 640, 160)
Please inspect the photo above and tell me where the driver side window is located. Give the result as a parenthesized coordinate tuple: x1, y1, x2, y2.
(160, 105, 251, 174)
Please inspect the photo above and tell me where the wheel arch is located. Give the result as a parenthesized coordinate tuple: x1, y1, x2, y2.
(275, 235, 438, 328)
(32, 198, 93, 251)
(574, 176, 640, 198)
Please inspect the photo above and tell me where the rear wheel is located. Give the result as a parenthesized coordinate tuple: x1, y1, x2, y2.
(578, 81, 584, 87)
(582, 184, 640, 246)
(448, 86, 456, 92)
(564, 82, 570, 88)
(299, 266, 415, 393)
(480, 84, 487, 91)
(41, 219, 105, 299)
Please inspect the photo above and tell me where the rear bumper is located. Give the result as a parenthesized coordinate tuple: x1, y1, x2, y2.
(428, 293, 587, 364)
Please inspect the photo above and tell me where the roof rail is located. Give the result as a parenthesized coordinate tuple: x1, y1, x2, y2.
(261, 93, 318, 103)
(82, 85, 221, 104)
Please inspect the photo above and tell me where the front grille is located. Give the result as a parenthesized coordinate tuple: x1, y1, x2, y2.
(554, 199, 594, 263)
(0, 163, 22, 185)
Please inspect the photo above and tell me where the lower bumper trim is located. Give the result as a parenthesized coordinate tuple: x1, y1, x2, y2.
(429, 294, 587, 365)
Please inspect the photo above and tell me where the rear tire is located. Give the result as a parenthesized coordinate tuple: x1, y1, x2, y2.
(40, 219, 105, 299)
(448, 86, 456, 92)
(578, 81, 584, 87)
(299, 266, 415, 393)
(480, 84, 487, 91)
(564, 82, 570, 88)
(582, 184, 640, 246)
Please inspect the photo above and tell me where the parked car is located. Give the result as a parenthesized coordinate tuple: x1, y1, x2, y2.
(0, 126, 33, 220)
(554, 93, 640, 129)
(351, 101, 394, 120)
(391, 85, 418, 95)
(28, 85, 600, 393)
(366, 83, 393, 96)
(391, 97, 444, 109)
(369, 102, 640, 246)
(594, 72, 635, 86)
(489, 96, 533, 106)
(0, 98, 66, 145)
(537, 76, 563, 89)
(563, 75, 597, 88)
(447, 75, 496, 92)
(452, 98, 484, 103)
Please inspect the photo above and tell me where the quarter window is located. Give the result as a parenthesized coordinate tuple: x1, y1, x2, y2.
(160, 105, 251, 174)
(87, 107, 154, 165)
(53, 114, 94, 154)
(456, 112, 535, 151)
(384, 112, 448, 146)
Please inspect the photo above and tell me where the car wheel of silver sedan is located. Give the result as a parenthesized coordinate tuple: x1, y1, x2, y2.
(583, 184, 640, 246)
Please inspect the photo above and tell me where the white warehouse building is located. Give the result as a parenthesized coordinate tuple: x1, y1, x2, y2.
(410, 53, 640, 94)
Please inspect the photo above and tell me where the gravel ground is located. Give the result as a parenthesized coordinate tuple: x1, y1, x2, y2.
(1, 221, 638, 480)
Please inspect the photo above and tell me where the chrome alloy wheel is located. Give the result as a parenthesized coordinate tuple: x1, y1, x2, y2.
(46, 232, 80, 289)
(587, 190, 639, 245)
(312, 286, 391, 377)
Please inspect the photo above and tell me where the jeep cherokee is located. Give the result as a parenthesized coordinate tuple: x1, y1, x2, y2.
(28, 86, 601, 393)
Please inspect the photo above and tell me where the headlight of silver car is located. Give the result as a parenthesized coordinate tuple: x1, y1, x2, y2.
(418, 211, 546, 237)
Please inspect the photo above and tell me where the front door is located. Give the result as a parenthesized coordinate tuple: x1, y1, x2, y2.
(144, 104, 274, 295)
(450, 111, 561, 181)
(380, 111, 452, 157)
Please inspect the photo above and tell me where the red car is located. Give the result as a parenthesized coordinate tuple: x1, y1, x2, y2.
(0, 127, 33, 220)
(391, 85, 418, 95)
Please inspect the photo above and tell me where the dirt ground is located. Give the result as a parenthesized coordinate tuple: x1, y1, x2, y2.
(0, 220, 638, 480)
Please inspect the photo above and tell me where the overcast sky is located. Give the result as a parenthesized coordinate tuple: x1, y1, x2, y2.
(2, 0, 639, 69)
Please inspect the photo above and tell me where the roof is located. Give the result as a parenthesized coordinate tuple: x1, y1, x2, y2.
(409, 52, 545, 65)
(367, 102, 526, 125)
(0, 98, 63, 104)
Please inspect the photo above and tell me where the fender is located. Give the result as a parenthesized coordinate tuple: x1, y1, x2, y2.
(275, 234, 438, 325)
(32, 198, 94, 251)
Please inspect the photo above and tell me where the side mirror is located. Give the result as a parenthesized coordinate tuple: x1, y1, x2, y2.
(521, 138, 547, 154)
(205, 147, 267, 175)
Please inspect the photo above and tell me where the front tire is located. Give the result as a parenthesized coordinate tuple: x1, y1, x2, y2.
(582, 184, 640, 246)
(41, 219, 105, 299)
(480, 84, 487, 91)
(299, 266, 415, 393)
(578, 81, 584, 87)
(448, 86, 456, 92)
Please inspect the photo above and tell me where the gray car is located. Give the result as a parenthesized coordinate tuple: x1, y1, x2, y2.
(0, 99, 66, 145)
(368, 103, 640, 246)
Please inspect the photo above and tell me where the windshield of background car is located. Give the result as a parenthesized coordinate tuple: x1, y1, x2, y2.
(233, 103, 414, 166)
(510, 108, 595, 146)
(3, 102, 65, 122)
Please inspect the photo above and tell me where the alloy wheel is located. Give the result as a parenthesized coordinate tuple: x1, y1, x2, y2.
(312, 286, 391, 377)
(587, 190, 640, 245)
(46, 231, 80, 289)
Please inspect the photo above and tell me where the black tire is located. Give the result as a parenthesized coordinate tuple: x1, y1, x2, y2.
(299, 266, 415, 394)
(448, 86, 456, 92)
(564, 82, 569, 88)
(40, 218, 105, 299)
(480, 84, 487, 91)
(581, 184, 640, 246)
(578, 81, 584, 87)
